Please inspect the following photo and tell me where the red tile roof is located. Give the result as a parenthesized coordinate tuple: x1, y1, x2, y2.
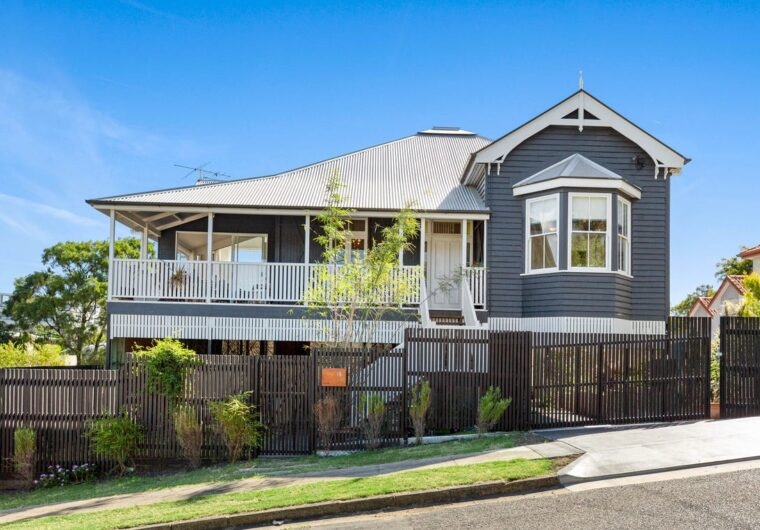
(726, 275, 748, 296)
(739, 245, 760, 259)
(690, 296, 715, 316)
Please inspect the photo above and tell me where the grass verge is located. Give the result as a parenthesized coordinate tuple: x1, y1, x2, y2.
(0, 432, 539, 511)
(4, 458, 555, 530)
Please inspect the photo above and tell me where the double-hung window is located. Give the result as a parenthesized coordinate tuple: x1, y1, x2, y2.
(526, 195, 559, 273)
(569, 193, 610, 270)
(617, 197, 631, 275)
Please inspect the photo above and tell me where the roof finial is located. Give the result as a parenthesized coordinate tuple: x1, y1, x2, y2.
(578, 70, 584, 90)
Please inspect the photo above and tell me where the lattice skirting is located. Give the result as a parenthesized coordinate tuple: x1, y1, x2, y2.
(109, 314, 417, 344)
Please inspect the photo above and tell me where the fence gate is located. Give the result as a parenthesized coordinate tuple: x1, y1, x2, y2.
(720, 317, 760, 419)
(530, 317, 711, 429)
(314, 347, 405, 450)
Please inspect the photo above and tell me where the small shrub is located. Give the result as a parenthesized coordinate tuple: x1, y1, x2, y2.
(359, 393, 386, 450)
(37, 463, 96, 488)
(87, 410, 142, 475)
(409, 380, 432, 445)
(13, 428, 36, 488)
(314, 396, 342, 450)
(477, 386, 512, 435)
(133, 338, 200, 404)
(174, 403, 204, 468)
(209, 392, 265, 463)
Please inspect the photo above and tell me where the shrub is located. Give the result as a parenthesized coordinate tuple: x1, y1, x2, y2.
(314, 396, 342, 450)
(409, 380, 432, 445)
(359, 393, 386, 450)
(37, 463, 96, 488)
(13, 428, 36, 488)
(0, 343, 65, 368)
(133, 338, 200, 404)
(174, 403, 204, 468)
(87, 410, 142, 475)
(209, 392, 265, 463)
(477, 386, 511, 435)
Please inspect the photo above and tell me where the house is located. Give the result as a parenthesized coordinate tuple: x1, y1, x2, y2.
(87, 89, 689, 363)
(689, 275, 746, 338)
(688, 244, 758, 337)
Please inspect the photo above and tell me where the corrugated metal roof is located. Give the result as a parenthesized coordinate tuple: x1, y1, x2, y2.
(91, 132, 492, 213)
(514, 153, 625, 187)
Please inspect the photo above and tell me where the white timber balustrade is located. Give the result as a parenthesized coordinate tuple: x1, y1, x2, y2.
(463, 267, 487, 309)
(110, 259, 423, 306)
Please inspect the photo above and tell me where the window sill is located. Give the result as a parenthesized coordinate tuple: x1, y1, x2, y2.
(521, 270, 634, 279)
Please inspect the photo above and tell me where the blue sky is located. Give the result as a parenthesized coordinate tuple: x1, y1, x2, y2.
(0, 0, 758, 305)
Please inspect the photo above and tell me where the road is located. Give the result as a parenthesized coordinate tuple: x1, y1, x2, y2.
(264, 464, 760, 530)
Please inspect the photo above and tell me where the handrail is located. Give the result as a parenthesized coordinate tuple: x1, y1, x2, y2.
(419, 277, 434, 328)
(461, 277, 480, 327)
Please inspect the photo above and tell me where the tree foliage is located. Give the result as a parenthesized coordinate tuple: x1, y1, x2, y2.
(0, 342, 66, 368)
(671, 284, 715, 316)
(209, 392, 265, 463)
(477, 386, 511, 435)
(738, 273, 760, 317)
(132, 338, 201, 404)
(715, 254, 753, 281)
(409, 379, 432, 445)
(301, 172, 419, 347)
(4, 238, 148, 363)
(87, 410, 143, 475)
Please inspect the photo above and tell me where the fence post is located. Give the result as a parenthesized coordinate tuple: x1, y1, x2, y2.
(401, 342, 408, 446)
(309, 352, 317, 453)
(596, 343, 605, 422)
(719, 316, 726, 418)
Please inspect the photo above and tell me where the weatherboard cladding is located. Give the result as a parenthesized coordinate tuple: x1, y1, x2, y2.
(101, 133, 492, 213)
(486, 125, 669, 321)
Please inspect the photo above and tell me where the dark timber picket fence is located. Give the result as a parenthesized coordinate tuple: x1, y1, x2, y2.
(0, 317, 717, 474)
(720, 317, 760, 418)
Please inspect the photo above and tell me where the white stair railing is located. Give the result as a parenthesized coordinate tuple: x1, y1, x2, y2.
(460, 277, 480, 327)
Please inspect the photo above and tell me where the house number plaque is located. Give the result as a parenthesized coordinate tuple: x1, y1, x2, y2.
(321, 368, 347, 387)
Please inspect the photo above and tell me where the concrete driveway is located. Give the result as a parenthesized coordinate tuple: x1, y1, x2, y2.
(538, 417, 760, 482)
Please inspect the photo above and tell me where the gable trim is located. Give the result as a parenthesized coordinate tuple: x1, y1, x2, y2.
(463, 90, 689, 186)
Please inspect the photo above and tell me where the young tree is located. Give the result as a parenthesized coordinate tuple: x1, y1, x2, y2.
(4, 238, 147, 363)
(672, 284, 715, 316)
(302, 172, 419, 347)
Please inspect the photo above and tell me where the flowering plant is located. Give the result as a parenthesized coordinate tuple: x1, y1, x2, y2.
(36, 463, 96, 488)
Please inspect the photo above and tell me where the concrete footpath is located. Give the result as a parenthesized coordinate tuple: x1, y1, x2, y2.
(539, 417, 760, 483)
(0, 441, 577, 525)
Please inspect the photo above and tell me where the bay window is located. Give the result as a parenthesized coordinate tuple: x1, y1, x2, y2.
(526, 195, 559, 272)
(617, 197, 631, 274)
(569, 194, 610, 270)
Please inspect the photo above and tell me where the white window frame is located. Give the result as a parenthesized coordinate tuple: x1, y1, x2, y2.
(175, 231, 269, 263)
(567, 192, 612, 273)
(617, 197, 632, 275)
(525, 194, 560, 274)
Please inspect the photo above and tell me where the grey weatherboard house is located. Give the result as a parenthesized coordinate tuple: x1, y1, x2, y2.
(87, 89, 689, 362)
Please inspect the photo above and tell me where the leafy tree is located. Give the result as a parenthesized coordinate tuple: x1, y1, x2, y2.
(301, 172, 419, 346)
(715, 253, 753, 281)
(4, 238, 148, 363)
(672, 284, 715, 316)
(738, 273, 760, 317)
(0, 342, 66, 368)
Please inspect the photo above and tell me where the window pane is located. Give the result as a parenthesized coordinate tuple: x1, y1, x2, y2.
(588, 233, 606, 267)
(529, 198, 557, 235)
(588, 197, 607, 231)
(545, 233, 558, 268)
(617, 200, 629, 236)
(618, 236, 629, 273)
(530, 236, 545, 269)
(572, 197, 590, 231)
(571, 233, 588, 267)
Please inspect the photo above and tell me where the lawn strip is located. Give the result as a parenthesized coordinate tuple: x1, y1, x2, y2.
(3, 458, 555, 530)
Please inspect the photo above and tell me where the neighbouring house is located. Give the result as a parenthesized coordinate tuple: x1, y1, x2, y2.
(689, 245, 759, 337)
(87, 89, 689, 364)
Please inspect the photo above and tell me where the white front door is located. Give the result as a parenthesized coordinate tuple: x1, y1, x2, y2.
(429, 235, 461, 310)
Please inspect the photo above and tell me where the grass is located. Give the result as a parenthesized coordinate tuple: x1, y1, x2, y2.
(3, 458, 554, 530)
(0, 432, 538, 512)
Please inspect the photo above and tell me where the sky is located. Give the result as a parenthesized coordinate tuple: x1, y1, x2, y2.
(0, 0, 758, 306)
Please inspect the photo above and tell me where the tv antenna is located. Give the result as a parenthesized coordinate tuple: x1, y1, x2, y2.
(174, 163, 232, 183)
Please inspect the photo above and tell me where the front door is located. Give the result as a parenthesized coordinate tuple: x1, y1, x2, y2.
(429, 234, 461, 310)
